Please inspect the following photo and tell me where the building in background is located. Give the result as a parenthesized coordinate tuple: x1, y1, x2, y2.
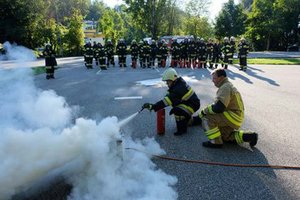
(83, 20, 105, 45)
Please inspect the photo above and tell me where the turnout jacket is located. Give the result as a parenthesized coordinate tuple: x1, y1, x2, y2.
(203, 78, 244, 128)
(152, 77, 200, 115)
(43, 48, 57, 67)
(105, 43, 115, 56)
(238, 42, 249, 58)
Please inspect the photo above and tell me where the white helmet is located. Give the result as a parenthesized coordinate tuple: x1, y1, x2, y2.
(162, 68, 178, 81)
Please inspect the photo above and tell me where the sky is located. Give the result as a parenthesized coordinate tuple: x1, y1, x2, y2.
(101, 0, 239, 21)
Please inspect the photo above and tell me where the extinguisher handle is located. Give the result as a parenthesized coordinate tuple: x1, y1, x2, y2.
(142, 103, 153, 111)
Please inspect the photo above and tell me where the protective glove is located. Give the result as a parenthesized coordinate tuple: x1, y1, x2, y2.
(142, 103, 153, 111)
(199, 109, 206, 119)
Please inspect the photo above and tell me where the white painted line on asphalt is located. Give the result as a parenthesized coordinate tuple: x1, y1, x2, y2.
(96, 69, 101, 74)
(153, 67, 160, 72)
(114, 96, 143, 100)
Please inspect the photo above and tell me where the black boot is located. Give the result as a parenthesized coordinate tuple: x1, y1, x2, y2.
(202, 141, 223, 148)
(174, 119, 188, 136)
(243, 132, 258, 147)
(189, 116, 202, 126)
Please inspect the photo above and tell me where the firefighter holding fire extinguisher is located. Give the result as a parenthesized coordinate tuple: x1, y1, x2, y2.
(142, 68, 200, 136)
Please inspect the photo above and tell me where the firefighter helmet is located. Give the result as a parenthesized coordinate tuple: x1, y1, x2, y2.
(162, 68, 178, 81)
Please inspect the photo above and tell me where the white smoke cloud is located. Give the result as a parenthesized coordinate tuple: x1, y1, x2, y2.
(0, 41, 36, 61)
(136, 78, 166, 87)
(0, 43, 178, 200)
(0, 68, 74, 130)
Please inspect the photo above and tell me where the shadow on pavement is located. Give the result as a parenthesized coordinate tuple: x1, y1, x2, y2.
(229, 65, 280, 86)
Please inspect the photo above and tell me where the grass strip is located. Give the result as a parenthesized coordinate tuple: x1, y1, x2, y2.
(233, 58, 300, 65)
(32, 66, 45, 75)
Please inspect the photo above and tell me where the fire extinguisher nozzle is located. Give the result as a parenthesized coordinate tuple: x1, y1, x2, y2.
(138, 107, 145, 113)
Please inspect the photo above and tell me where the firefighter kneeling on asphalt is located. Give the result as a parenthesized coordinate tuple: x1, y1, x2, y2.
(142, 68, 200, 136)
(191, 68, 258, 148)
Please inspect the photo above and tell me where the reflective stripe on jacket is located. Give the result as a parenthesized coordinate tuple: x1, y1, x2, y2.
(216, 78, 244, 128)
(153, 77, 200, 115)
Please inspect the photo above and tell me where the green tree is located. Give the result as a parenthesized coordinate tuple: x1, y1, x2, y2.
(124, 13, 145, 42)
(125, 0, 169, 39)
(85, 0, 106, 21)
(185, 0, 210, 17)
(47, 0, 90, 25)
(245, 0, 277, 50)
(184, 0, 213, 37)
(242, 0, 253, 10)
(64, 10, 85, 55)
(99, 9, 126, 45)
(116, 5, 141, 42)
(215, 0, 247, 39)
(43, 19, 58, 44)
(169, 8, 187, 35)
(273, 0, 300, 49)
(161, 0, 184, 36)
(0, 0, 47, 48)
(184, 16, 214, 38)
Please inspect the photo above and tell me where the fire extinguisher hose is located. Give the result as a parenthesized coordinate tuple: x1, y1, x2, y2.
(125, 148, 300, 170)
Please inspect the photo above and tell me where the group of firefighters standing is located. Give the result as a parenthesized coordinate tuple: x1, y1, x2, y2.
(83, 36, 250, 71)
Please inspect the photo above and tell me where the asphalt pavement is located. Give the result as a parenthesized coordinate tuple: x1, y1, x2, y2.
(2, 56, 300, 200)
(29, 58, 300, 200)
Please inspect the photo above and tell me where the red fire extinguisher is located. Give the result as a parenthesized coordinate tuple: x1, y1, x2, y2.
(157, 108, 165, 135)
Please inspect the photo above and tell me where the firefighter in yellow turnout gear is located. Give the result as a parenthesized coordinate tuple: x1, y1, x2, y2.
(192, 68, 258, 148)
(143, 68, 200, 136)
